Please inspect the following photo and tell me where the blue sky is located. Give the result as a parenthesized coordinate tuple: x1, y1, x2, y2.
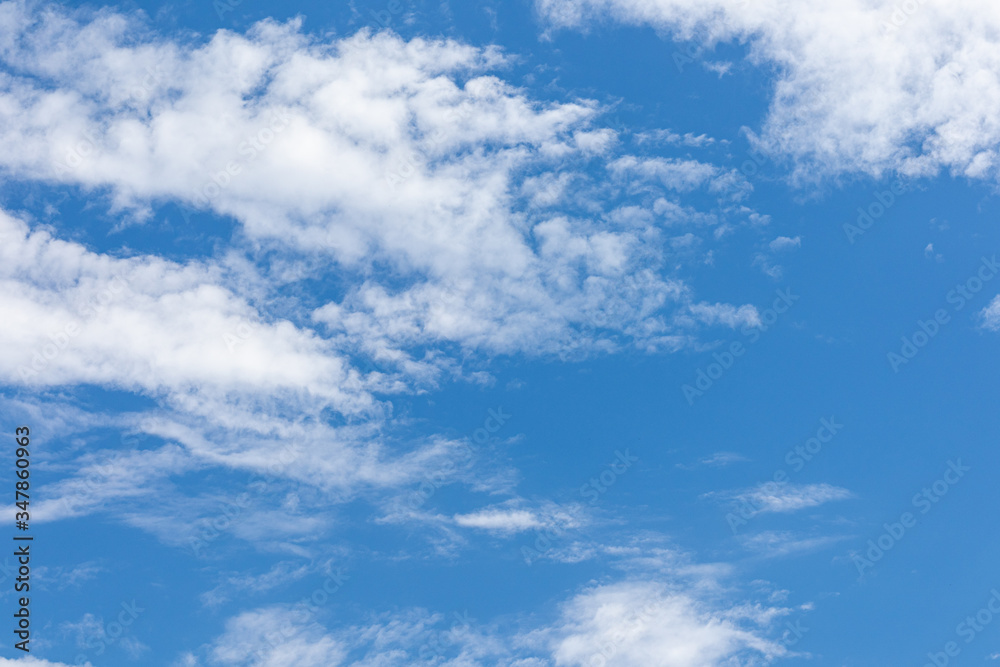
(1, 0, 1000, 665)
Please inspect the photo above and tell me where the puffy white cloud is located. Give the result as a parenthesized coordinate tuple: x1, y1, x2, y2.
(0, 211, 370, 415)
(210, 607, 347, 667)
(0, 0, 760, 364)
(454, 508, 544, 533)
(0, 2, 777, 553)
(768, 236, 800, 253)
(198, 539, 796, 666)
(203, 575, 790, 667)
(537, 0, 1000, 183)
(0, 209, 475, 541)
(543, 581, 785, 666)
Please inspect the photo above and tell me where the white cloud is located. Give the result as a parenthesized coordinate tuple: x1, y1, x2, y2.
(203, 575, 792, 666)
(454, 508, 543, 533)
(710, 482, 853, 514)
(768, 236, 801, 253)
(980, 295, 1000, 331)
(676, 451, 749, 470)
(634, 129, 716, 147)
(196, 538, 797, 665)
(210, 607, 347, 667)
(0, 1, 760, 367)
(537, 0, 1000, 183)
(542, 581, 785, 666)
(0, 211, 371, 415)
(453, 500, 587, 535)
(739, 531, 852, 558)
(0, 661, 85, 667)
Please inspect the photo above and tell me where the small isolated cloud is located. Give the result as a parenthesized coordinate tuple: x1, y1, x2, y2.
(703, 60, 733, 77)
(979, 295, 1000, 331)
(453, 500, 586, 536)
(769, 236, 801, 252)
(739, 531, 852, 557)
(925, 243, 944, 262)
(752, 253, 784, 280)
(708, 482, 853, 515)
(454, 508, 543, 534)
(676, 451, 749, 470)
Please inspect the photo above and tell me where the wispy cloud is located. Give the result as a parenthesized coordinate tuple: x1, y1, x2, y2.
(707, 482, 854, 515)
